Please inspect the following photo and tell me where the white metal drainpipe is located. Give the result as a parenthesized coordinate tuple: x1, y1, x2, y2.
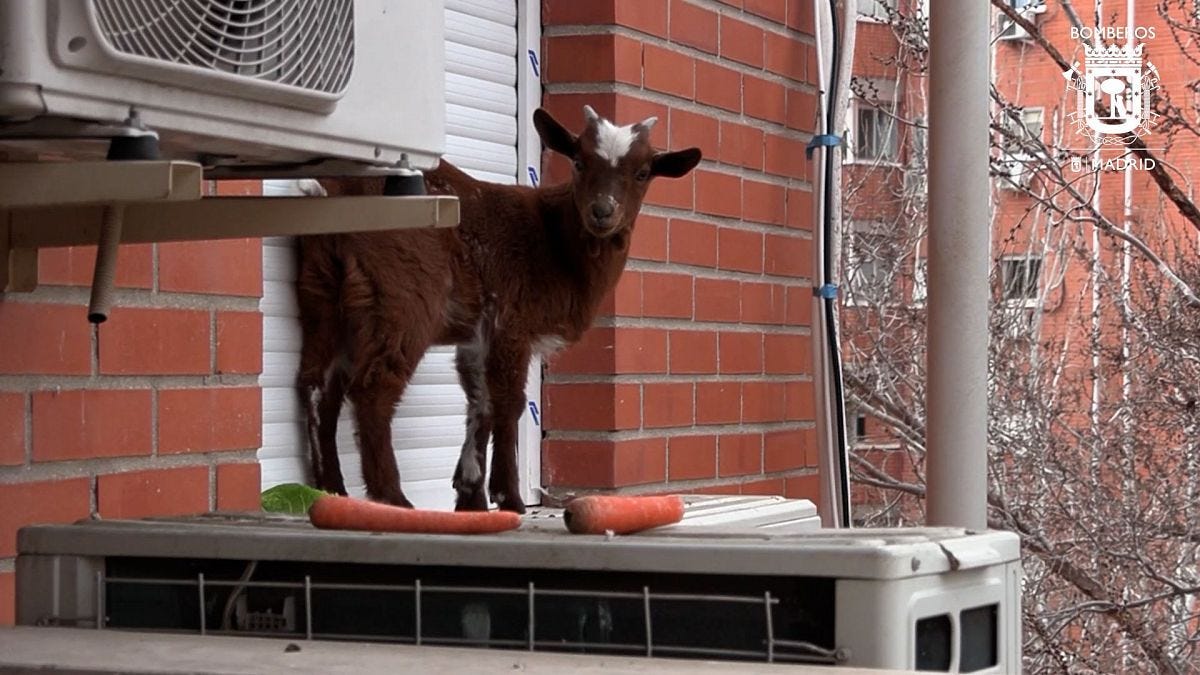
(926, 1, 990, 531)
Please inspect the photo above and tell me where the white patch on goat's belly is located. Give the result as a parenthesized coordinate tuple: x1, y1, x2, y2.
(594, 119, 638, 168)
(533, 334, 568, 357)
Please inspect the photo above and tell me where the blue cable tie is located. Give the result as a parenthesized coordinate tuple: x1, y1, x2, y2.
(815, 283, 839, 299)
(805, 134, 841, 159)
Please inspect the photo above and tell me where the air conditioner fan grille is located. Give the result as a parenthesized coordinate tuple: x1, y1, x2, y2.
(92, 0, 354, 94)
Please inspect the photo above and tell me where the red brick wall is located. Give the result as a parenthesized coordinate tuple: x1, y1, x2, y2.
(539, 0, 820, 503)
(0, 180, 264, 624)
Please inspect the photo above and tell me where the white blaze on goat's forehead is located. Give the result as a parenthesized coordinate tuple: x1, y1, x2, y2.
(592, 118, 639, 168)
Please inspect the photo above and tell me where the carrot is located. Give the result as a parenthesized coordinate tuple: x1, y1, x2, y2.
(563, 495, 685, 535)
(308, 495, 521, 535)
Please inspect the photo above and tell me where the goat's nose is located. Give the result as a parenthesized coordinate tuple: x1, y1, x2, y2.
(591, 201, 614, 221)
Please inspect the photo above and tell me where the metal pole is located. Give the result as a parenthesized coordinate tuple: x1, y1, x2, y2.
(926, 0, 990, 530)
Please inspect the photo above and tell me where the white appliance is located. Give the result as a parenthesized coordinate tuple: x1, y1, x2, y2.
(15, 496, 1021, 672)
(0, 0, 445, 173)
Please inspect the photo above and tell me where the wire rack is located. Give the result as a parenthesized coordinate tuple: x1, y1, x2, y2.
(85, 568, 845, 665)
(92, 0, 355, 94)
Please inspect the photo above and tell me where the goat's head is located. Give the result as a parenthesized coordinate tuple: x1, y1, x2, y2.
(534, 105, 702, 238)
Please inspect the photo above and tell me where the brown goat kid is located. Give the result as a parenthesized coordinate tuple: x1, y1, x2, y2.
(296, 106, 702, 513)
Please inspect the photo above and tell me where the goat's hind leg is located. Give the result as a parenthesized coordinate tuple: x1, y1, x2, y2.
(298, 327, 349, 495)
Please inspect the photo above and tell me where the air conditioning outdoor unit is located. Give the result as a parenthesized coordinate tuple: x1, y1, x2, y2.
(997, 8, 1039, 42)
(996, 156, 1031, 191)
(0, 0, 445, 175)
(15, 496, 1023, 673)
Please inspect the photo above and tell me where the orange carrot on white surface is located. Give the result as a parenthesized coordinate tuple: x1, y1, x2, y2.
(308, 495, 521, 535)
(563, 495, 686, 535)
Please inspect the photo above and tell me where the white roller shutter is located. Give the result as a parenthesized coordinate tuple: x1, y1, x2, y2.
(258, 0, 541, 509)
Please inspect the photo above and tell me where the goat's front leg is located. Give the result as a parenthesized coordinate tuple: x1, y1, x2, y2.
(453, 342, 492, 511)
(485, 340, 532, 514)
(347, 375, 412, 508)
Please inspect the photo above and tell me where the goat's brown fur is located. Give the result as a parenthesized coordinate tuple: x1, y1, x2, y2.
(296, 107, 701, 513)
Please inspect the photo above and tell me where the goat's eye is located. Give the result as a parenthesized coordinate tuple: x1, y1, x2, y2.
(573, 158, 584, 171)
(635, 167, 651, 182)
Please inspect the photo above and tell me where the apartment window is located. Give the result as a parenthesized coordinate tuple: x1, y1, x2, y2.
(856, 0, 897, 21)
(912, 256, 928, 305)
(1000, 256, 1042, 304)
(847, 221, 894, 305)
(999, 107, 1043, 157)
(849, 80, 899, 163)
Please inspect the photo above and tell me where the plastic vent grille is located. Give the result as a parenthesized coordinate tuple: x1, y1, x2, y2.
(91, 0, 354, 94)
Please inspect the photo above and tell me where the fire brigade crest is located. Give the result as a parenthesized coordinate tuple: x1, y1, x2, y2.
(1064, 42, 1159, 145)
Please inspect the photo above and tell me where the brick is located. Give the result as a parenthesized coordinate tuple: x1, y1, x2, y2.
(641, 272, 693, 319)
(544, 383, 641, 431)
(765, 232, 811, 276)
(719, 331, 763, 373)
(642, 382, 694, 428)
(786, 0, 816, 34)
(786, 89, 818, 132)
(98, 467, 210, 519)
(644, 44, 694, 99)
(743, 181, 787, 225)
(720, 122, 765, 170)
(719, 15, 765, 68)
(214, 180, 263, 196)
(696, 382, 741, 425)
(216, 463, 262, 511)
(669, 218, 718, 268)
(785, 381, 815, 420)
(695, 170, 741, 219)
(669, 330, 718, 374)
(616, 0, 670, 37)
(0, 571, 11, 626)
(718, 433, 762, 476)
(669, 435, 717, 480)
(765, 333, 811, 374)
(784, 473, 821, 505)
(742, 380, 787, 422)
(765, 134, 808, 179)
(745, 0, 788, 23)
(159, 239, 262, 297)
(32, 389, 153, 462)
(543, 0, 616, 25)
(717, 228, 763, 274)
(38, 244, 153, 289)
(216, 311, 263, 375)
(645, 171, 694, 210)
(0, 479, 91, 557)
(0, 393, 24, 466)
(613, 437, 668, 486)
(669, 0, 719, 54)
(740, 477, 786, 496)
(0, 303, 91, 375)
(550, 327, 616, 374)
(543, 438, 665, 487)
(692, 482, 743, 495)
(615, 328, 669, 373)
(99, 307, 210, 375)
(159, 387, 262, 454)
(669, 108, 719, 159)
(741, 282, 786, 324)
(695, 61, 741, 113)
(744, 75, 787, 125)
(616, 96, 671, 143)
(786, 187, 814, 230)
(765, 31, 808, 82)
(694, 277, 741, 322)
(765, 429, 808, 471)
(545, 34, 642, 86)
(785, 285, 812, 325)
(630, 215, 669, 262)
(610, 271, 642, 317)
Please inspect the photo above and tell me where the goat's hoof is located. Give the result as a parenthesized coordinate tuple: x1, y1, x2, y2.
(495, 496, 526, 515)
(455, 490, 488, 512)
(378, 493, 413, 509)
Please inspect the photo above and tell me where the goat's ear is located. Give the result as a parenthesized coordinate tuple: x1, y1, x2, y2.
(534, 108, 577, 157)
(650, 148, 702, 178)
